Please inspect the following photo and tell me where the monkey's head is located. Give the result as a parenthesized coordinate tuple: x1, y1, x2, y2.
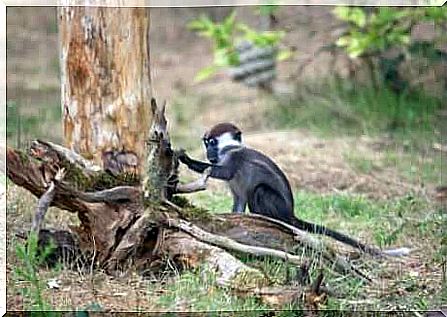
(203, 123, 242, 163)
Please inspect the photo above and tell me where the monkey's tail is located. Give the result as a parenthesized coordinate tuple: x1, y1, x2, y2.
(289, 217, 410, 257)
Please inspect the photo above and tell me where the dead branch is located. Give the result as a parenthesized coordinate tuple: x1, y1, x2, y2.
(164, 216, 304, 262)
(31, 168, 66, 234)
(76, 186, 141, 203)
(162, 215, 370, 283)
(175, 177, 208, 194)
(31, 140, 102, 174)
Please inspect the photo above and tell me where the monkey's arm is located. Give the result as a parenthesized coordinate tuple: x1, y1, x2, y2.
(176, 149, 211, 173)
(177, 149, 235, 181)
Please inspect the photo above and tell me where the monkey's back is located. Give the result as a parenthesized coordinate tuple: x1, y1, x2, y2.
(228, 147, 295, 221)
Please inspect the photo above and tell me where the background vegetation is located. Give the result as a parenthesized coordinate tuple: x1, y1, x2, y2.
(6, 5, 446, 313)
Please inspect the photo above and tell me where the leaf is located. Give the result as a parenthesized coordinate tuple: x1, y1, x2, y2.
(188, 15, 213, 31)
(194, 66, 220, 82)
(334, 7, 367, 27)
(214, 49, 230, 67)
(187, 19, 207, 31)
(223, 10, 237, 33)
(277, 49, 294, 61)
(226, 51, 240, 66)
(336, 35, 351, 47)
(333, 7, 351, 21)
(350, 8, 367, 28)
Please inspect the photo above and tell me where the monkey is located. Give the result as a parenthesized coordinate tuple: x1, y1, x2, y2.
(176, 122, 410, 257)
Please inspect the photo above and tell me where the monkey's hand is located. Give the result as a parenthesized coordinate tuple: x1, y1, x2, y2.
(202, 166, 212, 179)
(175, 148, 191, 164)
(196, 167, 212, 188)
(175, 148, 211, 173)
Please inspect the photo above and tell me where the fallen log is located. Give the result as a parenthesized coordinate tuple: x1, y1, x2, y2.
(7, 139, 373, 307)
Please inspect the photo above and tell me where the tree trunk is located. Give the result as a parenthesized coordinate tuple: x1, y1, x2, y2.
(58, 6, 151, 174)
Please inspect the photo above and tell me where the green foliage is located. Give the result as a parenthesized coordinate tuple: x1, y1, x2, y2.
(14, 232, 56, 312)
(333, 7, 447, 94)
(237, 24, 285, 47)
(188, 10, 291, 81)
(333, 7, 446, 58)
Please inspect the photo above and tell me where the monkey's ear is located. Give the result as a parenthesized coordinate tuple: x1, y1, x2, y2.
(150, 98, 157, 114)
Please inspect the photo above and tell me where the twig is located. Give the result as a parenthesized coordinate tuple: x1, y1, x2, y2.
(30, 168, 66, 235)
(311, 271, 324, 295)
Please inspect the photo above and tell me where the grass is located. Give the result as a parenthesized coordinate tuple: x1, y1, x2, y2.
(13, 232, 56, 312)
(267, 79, 443, 146)
(191, 189, 442, 250)
(187, 189, 445, 310)
(150, 265, 270, 312)
(381, 148, 445, 186)
(270, 79, 444, 187)
(6, 91, 62, 148)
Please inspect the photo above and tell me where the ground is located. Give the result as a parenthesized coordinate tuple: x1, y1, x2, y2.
(5, 6, 447, 313)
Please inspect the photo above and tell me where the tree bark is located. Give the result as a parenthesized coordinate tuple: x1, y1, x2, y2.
(58, 6, 152, 174)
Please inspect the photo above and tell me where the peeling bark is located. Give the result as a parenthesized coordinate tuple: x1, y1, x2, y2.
(58, 6, 152, 174)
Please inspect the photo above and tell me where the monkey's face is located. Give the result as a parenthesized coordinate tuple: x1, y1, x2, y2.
(203, 137, 219, 163)
(203, 132, 242, 164)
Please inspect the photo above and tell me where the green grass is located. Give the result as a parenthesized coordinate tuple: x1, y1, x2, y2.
(266, 78, 444, 186)
(381, 148, 445, 186)
(148, 265, 270, 312)
(267, 79, 443, 147)
(186, 188, 445, 310)
(190, 188, 440, 249)
(13, 232, 56, 311)
(7, 93, 62, 148)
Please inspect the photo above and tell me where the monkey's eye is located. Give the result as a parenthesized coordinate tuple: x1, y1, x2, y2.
(209, 138, 217, 146)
